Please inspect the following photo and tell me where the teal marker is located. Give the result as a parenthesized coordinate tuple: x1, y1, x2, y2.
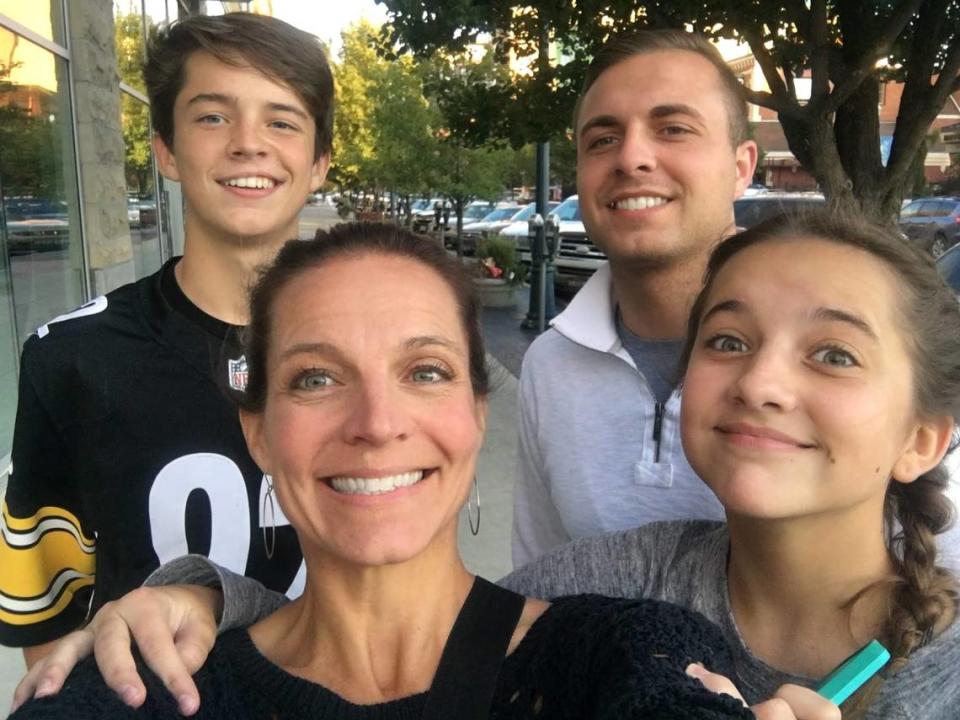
(816, 640, 891, 706)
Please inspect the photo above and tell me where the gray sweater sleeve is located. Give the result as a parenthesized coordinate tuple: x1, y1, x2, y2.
(499, 523, 680, 600)
(144, 527, 663, 633)
(144, 555, 287, 631)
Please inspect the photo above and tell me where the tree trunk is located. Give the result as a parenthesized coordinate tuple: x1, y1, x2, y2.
(834, 76, 886, 221)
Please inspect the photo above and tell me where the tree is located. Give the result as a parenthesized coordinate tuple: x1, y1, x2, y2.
(380, 0, 960, 224)
(366, 53, 440, 198)
(332, 22, 380, 192)
(420, 52, 518, 244)
(334, 21, 519, 228)
(0, 62, 64, 200)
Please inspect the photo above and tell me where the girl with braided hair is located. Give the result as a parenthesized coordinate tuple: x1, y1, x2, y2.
(669, 210, 960, 718)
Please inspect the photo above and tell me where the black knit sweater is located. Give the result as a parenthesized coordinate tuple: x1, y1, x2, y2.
(13, 595, 754, 719)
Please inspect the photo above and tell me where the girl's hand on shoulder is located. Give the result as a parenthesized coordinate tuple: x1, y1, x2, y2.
(686, 663, 841, 720)
(12, 585, 221, 717)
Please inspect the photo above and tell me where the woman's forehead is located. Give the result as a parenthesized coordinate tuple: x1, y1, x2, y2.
(270, 254, 466, 348)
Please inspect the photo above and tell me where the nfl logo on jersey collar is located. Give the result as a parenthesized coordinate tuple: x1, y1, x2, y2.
(229, 356, 249, 392)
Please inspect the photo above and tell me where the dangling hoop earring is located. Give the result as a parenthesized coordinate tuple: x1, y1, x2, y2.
(262, 474, 276, 559)
(467, 474, 481, 536)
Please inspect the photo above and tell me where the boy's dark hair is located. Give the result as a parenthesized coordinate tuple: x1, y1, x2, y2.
(573, 30, 749, 149)
(145, 12, 334, 161)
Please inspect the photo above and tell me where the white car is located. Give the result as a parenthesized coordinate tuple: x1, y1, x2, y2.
(507, 196, 606, 294)
(451, 204, 523, 254)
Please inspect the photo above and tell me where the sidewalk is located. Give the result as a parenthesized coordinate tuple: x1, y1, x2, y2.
(457, 353, 519, 581)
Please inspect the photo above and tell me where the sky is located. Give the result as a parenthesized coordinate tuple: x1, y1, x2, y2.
(259, 0, 389, 57)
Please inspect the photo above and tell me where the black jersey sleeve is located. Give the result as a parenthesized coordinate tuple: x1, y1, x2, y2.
(0, 337, 96, 647)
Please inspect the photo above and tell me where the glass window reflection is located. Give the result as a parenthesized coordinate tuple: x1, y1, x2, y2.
(114, 1, 147, 94)
(0, 0, 66, 47)
(0, 27, 84, 457)
(122, 91, 162, 277)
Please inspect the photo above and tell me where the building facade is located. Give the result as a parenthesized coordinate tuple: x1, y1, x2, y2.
(0, 1, 186, 471)
(724, 51, 960, 192)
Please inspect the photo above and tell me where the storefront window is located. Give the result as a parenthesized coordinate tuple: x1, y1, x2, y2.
(114, 1, 147, 93)
(114, 3, 163, 277)
(0, 0, 66, 46)
(0, 26, 84, 458)
(123, 91, 163, 278)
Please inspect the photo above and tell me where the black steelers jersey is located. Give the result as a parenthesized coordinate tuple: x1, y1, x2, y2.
(0, 258, 303, 647)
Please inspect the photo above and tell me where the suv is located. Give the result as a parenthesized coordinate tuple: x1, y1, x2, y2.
(550, 197, 606, 294)
(510, 196, 607, 294)
(733, 193, 826, 230)
(898, 198, 960, 257)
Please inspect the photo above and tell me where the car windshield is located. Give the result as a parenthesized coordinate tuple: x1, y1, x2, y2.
(464, 204, 493, 220)
(550, 197, 581, 222)
(511, 202, 560, 223)
(481, 207, 521, 222)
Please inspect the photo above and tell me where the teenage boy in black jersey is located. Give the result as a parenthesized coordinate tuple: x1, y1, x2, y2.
(0, 12, 332, 666)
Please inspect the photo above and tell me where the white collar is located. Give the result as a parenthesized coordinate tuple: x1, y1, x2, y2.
(550, 263, 635, 367)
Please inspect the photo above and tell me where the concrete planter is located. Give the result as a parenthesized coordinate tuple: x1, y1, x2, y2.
(472, 277, 517, 307)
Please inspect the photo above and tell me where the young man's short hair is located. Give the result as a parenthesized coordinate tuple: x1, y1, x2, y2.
(145, 12, 334, 161)
(573, 30, 749, 148)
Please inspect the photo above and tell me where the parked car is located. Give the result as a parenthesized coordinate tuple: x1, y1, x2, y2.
(4, 197, 71, 254)
(936, 240, 960, 297)
(733, 193, 826, 230)
(415, 199, 493, 234)
(508, 195, 608, 295)
(549, 197, 608, 295)
(898, 197, 960, 258)
(459, 200, 497, 227)
(509, 195, 583, 262)
(448, 203, 522, 254)
(496, 201, 559, 243)
(5, 216, 71, 254)
(127, 197, 142, 227)
(411, 197, 445, 231)
(742, 183, 769, 197)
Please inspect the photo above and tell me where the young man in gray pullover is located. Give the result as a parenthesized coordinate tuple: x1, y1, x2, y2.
(510, 31, 754, 566)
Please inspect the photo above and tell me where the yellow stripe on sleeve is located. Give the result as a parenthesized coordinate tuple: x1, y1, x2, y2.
(0, 500, 96, 626)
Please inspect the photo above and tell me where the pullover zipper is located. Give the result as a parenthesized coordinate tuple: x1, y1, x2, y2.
(653, 401, 665, 463)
